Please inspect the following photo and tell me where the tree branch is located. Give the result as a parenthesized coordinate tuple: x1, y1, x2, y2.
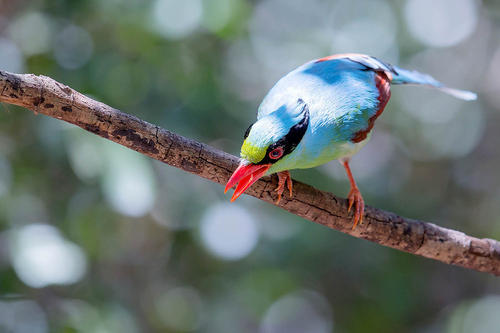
(1, 70, 499, 276)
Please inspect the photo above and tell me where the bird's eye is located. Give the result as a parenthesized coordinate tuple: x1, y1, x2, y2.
(269, 147, 284, 159)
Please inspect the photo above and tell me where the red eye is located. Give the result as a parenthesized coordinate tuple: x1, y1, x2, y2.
(269, 147, 284, 159)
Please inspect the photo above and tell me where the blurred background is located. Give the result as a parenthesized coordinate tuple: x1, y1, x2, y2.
(0, 0, 499, 332)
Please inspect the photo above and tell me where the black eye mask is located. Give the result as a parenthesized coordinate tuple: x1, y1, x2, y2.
(243, 123, 253, 140)
(256, 100, 310, 165)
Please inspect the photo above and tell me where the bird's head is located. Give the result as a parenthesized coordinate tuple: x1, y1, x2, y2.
(225, 100, 309, 201)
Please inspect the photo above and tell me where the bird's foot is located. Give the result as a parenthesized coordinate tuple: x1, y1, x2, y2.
(275, 171, 293, 204)
(347, 187, 365, 230)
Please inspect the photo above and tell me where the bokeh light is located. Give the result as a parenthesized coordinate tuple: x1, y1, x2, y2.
(0, 37, 24, 73)
(256, 210, 303, 241)
(200, 203, 258, 260)
(202, 0, 234, 33)
(66, 131, 105, 181)
(447, 296, 500, 333)
(249, 0, 329, 80)
(152, 0, 203, 39)
(9, 224, 87, 288)
(331, 0, 397, 58)
(405, 0, 478, 47)
(0, 299, 48, 333)
(102, 143, 156, 218)
(66, 131, 157, 217)
(260, 290, 333, 333)
(417, 105, 484, 159)
(7, 12, 52, 56)
(53, 25, 93, 70)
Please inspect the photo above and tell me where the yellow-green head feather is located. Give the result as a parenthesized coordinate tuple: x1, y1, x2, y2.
(240, 139, 267, 164)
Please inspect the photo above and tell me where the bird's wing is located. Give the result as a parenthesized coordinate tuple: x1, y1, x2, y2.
(315, 53, 398, 80)
(311, 55, 392, 143)
(322, 54, 476, 101)
(258, 54, 391, 143)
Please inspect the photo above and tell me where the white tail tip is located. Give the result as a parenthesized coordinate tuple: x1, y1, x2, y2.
(438, 87, 477, 101)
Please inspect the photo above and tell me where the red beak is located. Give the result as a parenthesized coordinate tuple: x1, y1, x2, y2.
(225, 162, 271, 202)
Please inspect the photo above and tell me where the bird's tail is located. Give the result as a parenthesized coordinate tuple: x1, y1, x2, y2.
(390, 66, 477, 101)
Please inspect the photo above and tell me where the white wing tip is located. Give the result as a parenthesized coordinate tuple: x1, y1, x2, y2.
(439, 87, 477, 101)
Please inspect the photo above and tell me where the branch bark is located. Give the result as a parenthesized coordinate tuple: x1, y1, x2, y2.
(1, 70, 499, 276)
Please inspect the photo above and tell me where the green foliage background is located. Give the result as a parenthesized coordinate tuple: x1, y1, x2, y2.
(0, 0, 500, 332)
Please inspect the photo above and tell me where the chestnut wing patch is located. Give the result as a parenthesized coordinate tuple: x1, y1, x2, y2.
(351, 72, 391, 143)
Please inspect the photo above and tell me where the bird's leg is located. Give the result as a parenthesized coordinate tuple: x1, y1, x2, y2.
(275, 171, 293, 204)
(342, 160, 365, 229)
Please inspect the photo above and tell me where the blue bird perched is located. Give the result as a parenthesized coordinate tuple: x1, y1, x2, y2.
(225, 53, 476, 229)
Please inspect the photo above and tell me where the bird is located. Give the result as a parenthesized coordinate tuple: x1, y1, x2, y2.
(224, 53, 476, 229)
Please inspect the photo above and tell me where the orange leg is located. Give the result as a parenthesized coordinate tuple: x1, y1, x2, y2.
(275, 171, 293, 204)
(342, 160, 365, 229)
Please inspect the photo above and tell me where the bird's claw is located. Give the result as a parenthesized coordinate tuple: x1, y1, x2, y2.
(275, 171, 293, 204)
(347, 187, 365, 230)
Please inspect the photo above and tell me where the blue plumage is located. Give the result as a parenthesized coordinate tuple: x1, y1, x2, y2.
(226, 53, 477, 227)
(257, 56, 384, 174)
(390, 65, 477, 100)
